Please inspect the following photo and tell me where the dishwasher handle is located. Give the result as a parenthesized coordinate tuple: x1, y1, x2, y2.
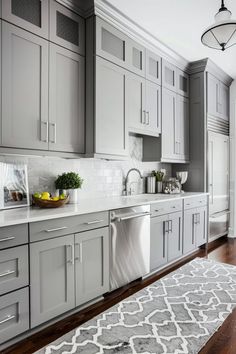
(116, 211, 151, 222)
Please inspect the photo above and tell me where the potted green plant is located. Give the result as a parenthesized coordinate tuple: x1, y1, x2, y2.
(152, 170, 164, 193)
(55, 172, 83, 204)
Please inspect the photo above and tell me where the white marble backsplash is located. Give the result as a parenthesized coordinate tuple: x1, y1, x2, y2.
(0, 136, 171, 199)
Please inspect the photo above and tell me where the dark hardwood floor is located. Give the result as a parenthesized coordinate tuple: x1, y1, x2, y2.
(3, 236, 236, 354)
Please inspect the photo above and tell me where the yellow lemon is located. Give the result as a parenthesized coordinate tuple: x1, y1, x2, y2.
(41, 192, 50, 199)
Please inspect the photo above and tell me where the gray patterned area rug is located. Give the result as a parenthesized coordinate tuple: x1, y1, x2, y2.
(36, 258, 236, 354)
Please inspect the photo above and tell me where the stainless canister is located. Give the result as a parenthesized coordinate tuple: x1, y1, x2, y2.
(146, 176, 156, 194)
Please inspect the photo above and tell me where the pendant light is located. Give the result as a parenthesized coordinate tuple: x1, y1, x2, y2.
(201, 0, 236, 51)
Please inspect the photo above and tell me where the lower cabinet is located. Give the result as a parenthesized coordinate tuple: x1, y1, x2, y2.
(30, 234, 75, 328)
(150, 211, 182, 271)
(30, 227, 109, 327)
(0, 287, 29, 344)
(183, 206, 207, 254)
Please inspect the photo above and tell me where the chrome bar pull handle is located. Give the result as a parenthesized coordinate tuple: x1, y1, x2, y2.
(85, 220, 104, 225)
(0, 270, 15, 278)
(45, 226, 68, 233)
(0, 236, 15, 243)
(0, 315, 15, 325)
(41, 121, 48, 143)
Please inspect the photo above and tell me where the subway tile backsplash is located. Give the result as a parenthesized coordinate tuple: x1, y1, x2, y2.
(0, 136, 171, 199)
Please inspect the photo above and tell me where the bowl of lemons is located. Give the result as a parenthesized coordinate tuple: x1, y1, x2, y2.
(32, 192, 69, 208)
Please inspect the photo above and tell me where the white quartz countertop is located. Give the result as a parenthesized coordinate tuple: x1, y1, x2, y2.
(0, 192, 208, 227)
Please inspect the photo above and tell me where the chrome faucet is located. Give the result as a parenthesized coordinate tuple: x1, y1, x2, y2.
(124, 168, 143, 196)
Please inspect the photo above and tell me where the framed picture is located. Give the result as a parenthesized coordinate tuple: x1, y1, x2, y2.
(0, 163, 30, 210)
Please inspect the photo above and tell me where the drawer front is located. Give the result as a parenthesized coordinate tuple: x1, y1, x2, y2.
(0, 224, 28, 250)
(184, 195, 208, 210)
(151, 199, 182, 217)
(0, 287, 29, 344)
(0, 245, 29, 296)
(30, 212, 109, 242)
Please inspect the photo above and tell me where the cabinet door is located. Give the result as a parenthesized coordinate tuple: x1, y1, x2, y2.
(146, 81, 161, 136)
(0, 287, 29, 344)
(75, 227, 109, 307)
(176, 95, 189, 161)
(161, 88, 177, 161)
(96, 17, 127, 68)
(177, 69, 189, 97)
(219, 82, 229, 121)
(49, 44, 85, 153)
(162, 60, 177, 92)
(49, 1, 85, 55)
(127, 38, 145, 76)
(126, 71, 146, 134)
(167, 212, 182, 262)
(207, 73, 220, 118)
(183, 208, 196, 254)
(30, 234, 75, 328)
(0, 245, 28, 296)
(2, 23, 49, 150)
(196, 207, 208, 247)
(146, 50, 161, 85)
(2, 0, 49, 38)
(95, 57, 128, 157)
(150, 215, 168, 271)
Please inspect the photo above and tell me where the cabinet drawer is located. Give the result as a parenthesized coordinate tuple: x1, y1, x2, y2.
(30, 212, 109, 242)
(0, 287, 29, 344)
(0, 224, 28, 250)
(0, 245, 29, 296)
(184, 195, 208, 210)
(151, 199, 182, 217)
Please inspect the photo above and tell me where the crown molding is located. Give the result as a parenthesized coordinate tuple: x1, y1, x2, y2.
(189, 58, 233, 85)
(94, 0, 190, 72)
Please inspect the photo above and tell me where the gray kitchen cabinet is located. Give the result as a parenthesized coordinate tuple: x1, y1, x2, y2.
(95, 56, 128, 157)
(162, 59, 177, 92)
(126, 71, 146, 133)
(183, 206, 207, 253)
(0, 287, 29, 344)
(207, 72, 229, 121)
(0, 245, 28, 296)
(49, 44, 85, 153)
(30, 234, 75, 327)
(150, 215, 168, 271)
(183, 208, 196, 254)
(146, 81, 162, 135)
(127, 71, 161, 136)
(2, 22, 49, 150)
(146, 50, 161, 85)
(0, 224, 28, 250)
(167, 211, 182, 261)
(177, 68, 189, 97)
(96, 17, 127, 68)
(162, 88, 189, 162)
(161, 88, 177, 161)
(196, 206, 208, 247)
(127, 38, 145, 77)
(75, 227, 109, 306)
(2, 0, 49, 38)
(49, 1, 85, 55)
(176, 95, 189, 161)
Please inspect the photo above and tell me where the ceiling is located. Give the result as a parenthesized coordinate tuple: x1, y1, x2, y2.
(105, 0, 236, 79)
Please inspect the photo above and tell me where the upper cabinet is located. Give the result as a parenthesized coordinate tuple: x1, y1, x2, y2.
(2, 0, 49, 38)
(162, 60, 177, 92)
(94, 56, 128, 157)
(2, 22, 49, 150)
(177, 68, 189, 97)
(126, 38, 145, 76)
(146, 50, 162, 85)
(162, 88, 189, 163)
(207, 72, 229, 121)
(49, 44, 85, 153)
(49, 1, 85, 55)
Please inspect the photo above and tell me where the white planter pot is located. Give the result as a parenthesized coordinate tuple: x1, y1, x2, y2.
(67, 189, 79, 204)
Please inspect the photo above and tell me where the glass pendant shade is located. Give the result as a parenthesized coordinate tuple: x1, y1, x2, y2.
(201, 1, 236, 51)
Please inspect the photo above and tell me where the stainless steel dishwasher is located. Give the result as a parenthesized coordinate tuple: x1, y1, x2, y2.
(110, 205, 151, 291)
